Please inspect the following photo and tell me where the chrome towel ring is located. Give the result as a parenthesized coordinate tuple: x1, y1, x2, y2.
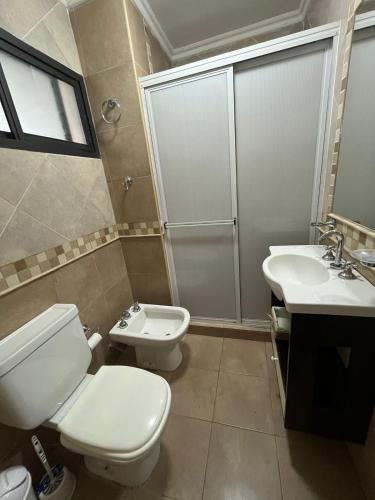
(101, 97, 122, 124)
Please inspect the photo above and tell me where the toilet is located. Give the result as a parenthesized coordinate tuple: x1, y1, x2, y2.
(0, 304, 171, 487)
(110, 303, 190, 371)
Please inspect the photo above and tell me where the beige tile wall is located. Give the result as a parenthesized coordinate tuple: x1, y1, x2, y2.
(71, 0, 156, 224)
(70, 0, 171, 306)
(0, 1, 115, 267)
(122, 237, 171, 305)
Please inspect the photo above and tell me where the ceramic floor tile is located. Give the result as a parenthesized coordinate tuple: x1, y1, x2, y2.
(71, 466, 124, 500)
(276, 432, 366, 500)
(145, 414, 211, 500)
(181, 333, 223, 370)
(214, 371, 274, 433)
(220, 338, 268, 377)
(169, 366, 218, 420)
(203, 423, 282, 500)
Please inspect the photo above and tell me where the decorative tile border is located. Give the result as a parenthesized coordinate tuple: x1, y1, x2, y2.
(0, 221, 162, 296)
(324, 6, 357, 216)
(119, 221, 161, 236)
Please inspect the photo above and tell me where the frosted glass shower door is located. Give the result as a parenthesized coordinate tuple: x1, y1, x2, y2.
(146, 68, 239, 320)
(235, 40, 331, 322)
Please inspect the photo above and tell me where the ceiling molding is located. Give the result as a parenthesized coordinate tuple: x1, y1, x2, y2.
(131, 0, 174, 59)
(173, 8, 307, 61)
(132, 0, 312, 63)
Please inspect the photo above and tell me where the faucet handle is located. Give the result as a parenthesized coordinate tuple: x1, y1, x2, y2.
(338, 261, 357, 280)
(121, 310, 131, 319)
(132, 301, 141, 312)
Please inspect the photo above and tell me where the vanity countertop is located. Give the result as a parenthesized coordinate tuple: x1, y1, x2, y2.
(263, 245, 375, 317)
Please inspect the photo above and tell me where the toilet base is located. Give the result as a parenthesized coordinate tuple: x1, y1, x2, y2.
(84, 442, 160, 487)
(135, 343, 182, 371)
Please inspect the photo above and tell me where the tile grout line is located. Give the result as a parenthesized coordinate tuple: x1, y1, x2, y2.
(200, 337, 223, 499)
(0, 162, 43, 239)
(274, 435, 285, 500)
(22, 1, 59, 40)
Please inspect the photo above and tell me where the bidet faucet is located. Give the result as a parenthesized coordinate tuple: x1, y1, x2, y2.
(319, 230, 345, 269)
(132, 301, 141, 312)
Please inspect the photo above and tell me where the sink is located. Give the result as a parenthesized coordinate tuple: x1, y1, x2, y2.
(266, 254, 330, 286)
(262, 245, 375, 317)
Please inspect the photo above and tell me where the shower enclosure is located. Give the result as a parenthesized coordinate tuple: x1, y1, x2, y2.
(142, 26, 337, 326)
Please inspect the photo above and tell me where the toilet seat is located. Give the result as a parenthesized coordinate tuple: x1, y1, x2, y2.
(58, 365, 171, 462)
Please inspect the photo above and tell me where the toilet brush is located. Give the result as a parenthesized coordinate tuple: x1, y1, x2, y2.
(31, 435, 63, 493)
(32, 435, 76, 500)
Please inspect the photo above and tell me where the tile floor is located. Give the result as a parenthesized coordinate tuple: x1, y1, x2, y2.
(65, 333, 365, 500)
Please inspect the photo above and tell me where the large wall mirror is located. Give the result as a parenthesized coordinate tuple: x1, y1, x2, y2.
(333, 13, 375, 230)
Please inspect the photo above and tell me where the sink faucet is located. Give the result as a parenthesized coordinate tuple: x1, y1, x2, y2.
(319, 230, 345, 269)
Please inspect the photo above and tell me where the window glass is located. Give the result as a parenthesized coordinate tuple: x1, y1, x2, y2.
(0, 50, 86, 143)
(0, 99, 10, 132)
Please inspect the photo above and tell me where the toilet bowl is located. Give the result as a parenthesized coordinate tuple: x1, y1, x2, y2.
(0, 304, 171, 487)
(110, 303, 190, 371)
(54, 365, 171, 487)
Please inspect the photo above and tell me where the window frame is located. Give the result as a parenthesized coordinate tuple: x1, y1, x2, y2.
(0, 27, 100, 158)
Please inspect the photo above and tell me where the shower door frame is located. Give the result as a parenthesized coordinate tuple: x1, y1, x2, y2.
(144, 67, 242, 323)
(141, 23, 340, 326)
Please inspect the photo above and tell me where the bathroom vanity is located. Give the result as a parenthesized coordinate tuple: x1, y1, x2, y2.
(263, 245, 375, 443)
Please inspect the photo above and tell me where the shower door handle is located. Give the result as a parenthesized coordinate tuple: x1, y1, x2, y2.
(164, 218, 236, 229)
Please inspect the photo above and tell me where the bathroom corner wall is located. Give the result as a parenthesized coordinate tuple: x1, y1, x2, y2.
(0, 0, 134, 478)
(70, 0, 171, 306)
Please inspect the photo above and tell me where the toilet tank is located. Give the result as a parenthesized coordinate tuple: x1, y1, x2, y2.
(0, 304, 92, 429)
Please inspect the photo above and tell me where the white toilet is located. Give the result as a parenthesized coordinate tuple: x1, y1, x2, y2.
(110, 303, 190, 371)
(0, 304, 171, 487)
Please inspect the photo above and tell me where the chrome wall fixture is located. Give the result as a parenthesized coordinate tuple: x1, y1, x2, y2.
(101, 97, 122, 124)
(123, 176, 133, 191)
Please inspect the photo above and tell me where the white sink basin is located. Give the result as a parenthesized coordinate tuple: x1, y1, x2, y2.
(263, 245, 375, 317)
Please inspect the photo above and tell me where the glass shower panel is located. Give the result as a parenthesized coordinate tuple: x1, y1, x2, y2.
(149, 71, 233, 223)
(147, 69, 238, 319)
(168, 225, 237, 319)
(235, 41, 330, 321)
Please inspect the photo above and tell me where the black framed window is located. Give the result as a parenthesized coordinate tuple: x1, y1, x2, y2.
(0, 27, 99, 158)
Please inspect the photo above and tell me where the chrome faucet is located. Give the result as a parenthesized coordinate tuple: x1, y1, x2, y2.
(319, 230, 345, 269)
(132, 301, 141, 312)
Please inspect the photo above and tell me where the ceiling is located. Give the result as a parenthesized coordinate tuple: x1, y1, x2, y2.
(148, 0, 302, 48)
(133, 0, 310, 61)
(64, 0, 311, 62)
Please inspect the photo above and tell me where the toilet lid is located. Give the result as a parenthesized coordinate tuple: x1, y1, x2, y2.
(58, 365, 169, 454)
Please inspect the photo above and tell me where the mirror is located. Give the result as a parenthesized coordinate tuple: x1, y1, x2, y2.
(333, 20, 375, 230)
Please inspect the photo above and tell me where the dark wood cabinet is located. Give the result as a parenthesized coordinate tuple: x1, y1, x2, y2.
(270, 293, 375, 443)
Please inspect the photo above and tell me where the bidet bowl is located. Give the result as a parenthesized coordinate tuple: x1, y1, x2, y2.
(109, 303, 190, 370)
